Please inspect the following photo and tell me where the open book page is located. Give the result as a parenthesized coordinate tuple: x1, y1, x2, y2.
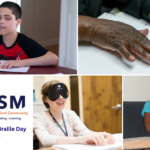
(52, 133, 123, 150)
(116, 12, 149, 27)
(0, 60, 30, 73)
(113, 133, 123, 142)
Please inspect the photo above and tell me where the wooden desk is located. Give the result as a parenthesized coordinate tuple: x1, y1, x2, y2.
(124, 137, 150, 149)
(0, 66, 77, 74)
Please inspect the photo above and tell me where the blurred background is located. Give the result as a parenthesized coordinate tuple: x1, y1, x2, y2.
(123, 76, 150, 139)
(0, 0, 77, 70)
(123, 76, 150, 102)
(33, 76, 122, 134)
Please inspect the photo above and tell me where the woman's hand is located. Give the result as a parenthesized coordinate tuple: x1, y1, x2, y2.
(56, 132, 115, 146)
(80, 132, 115, 146)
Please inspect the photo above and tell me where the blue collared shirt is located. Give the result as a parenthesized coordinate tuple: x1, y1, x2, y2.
(141, 100, 150, 117)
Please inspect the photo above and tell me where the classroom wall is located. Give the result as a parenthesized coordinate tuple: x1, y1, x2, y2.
(21, 0, 60, 47)
(123, 76, 150, 101)
(33, 76, 71, 110)
(81, 76, 122, 133)
(70, 76, 80, 116)
(78, 76, 84, 122)
(58, 0, 77, 70)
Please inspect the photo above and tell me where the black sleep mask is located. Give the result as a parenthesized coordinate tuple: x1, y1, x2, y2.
(46, 83, 68, 101)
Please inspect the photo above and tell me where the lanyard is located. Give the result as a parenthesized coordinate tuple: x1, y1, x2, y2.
(49, 110, 68, 137)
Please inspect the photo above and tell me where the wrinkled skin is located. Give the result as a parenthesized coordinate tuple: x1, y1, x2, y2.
(79, 15, 150, 62)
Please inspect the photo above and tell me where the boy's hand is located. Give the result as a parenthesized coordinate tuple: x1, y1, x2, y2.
(0, 60, 26, 69)
(0, 52, 59, 69)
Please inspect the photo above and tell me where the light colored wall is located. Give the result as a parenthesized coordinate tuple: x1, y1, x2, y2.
(59, 0, 77, 70)
(33, 76, 71, 110)
(21, 0, 60, 47)
(123, 76, 150, 101)
(78, 76, 83, 122)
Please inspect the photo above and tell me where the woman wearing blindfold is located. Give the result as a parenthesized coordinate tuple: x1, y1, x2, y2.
(33, 80, 115, 148)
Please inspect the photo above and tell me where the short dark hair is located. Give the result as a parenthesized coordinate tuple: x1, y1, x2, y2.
(0, 1, 22, 19)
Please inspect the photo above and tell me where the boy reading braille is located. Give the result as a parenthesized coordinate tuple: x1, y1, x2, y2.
(0, 1, 59, 69)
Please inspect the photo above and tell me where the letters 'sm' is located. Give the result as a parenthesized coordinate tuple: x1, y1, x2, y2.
(10, 96, 25, 109)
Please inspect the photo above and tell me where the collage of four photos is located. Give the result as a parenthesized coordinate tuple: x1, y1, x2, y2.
(0, 0, 150, 150)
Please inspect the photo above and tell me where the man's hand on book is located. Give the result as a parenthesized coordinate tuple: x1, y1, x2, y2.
(79, 15, 150, 62)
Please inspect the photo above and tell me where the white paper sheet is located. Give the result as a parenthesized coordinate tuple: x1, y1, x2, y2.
(0, 60, 30, 73)
(52, 133, 122, 150)
(113, 133, 123, 142)
(53, 73, 64, 75)
(116, 12, 150, 28)
(78, 13, 150, 74)
(52, 142, 122, 150)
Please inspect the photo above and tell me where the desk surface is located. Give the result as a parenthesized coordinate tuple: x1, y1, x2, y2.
(0, 66, 77, 74)
(123, 137, 150, 149)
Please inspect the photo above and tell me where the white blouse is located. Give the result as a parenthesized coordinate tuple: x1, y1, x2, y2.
(33, 110, 91, 148)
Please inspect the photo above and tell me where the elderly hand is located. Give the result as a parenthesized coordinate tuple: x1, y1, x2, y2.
(79, 15, 150, 62)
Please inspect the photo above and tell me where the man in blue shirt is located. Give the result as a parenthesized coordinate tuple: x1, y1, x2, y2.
(141, 101, 150, 136)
